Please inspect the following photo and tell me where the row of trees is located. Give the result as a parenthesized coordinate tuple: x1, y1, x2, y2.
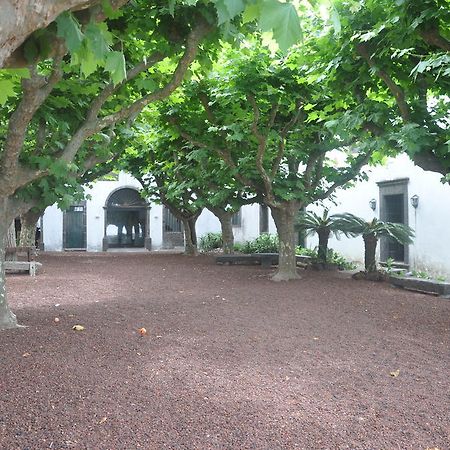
(0, 0, 306, 329)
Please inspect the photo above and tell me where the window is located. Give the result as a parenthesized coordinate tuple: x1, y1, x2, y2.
(164, 207, 182, 232)
(259, 204, 269, 234)
(231, 208, 242, 227)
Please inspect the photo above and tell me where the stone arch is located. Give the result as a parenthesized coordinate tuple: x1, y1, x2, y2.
(103, 187, 150, 250)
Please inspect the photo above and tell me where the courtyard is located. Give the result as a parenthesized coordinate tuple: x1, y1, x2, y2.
(1, 252, 449, 449)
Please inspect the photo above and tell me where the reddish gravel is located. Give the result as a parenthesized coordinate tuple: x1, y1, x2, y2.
(1, 252, 449, 450)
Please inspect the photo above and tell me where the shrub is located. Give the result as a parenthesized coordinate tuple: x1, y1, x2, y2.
(199, 232, 223, 252)
(234, 234, 279, 253)
(296, 246, 356, 270)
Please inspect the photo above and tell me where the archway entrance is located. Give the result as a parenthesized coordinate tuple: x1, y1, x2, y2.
(104, 188, 149, 249)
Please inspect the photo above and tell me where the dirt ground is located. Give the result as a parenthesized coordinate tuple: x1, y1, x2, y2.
(1, 252, 449, 450)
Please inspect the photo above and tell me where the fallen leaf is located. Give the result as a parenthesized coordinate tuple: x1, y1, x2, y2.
(389, 369, 400, 378)
(22, 352, 31, 358)
(72, 325, 85, 331)
(98, 417, 107, 424)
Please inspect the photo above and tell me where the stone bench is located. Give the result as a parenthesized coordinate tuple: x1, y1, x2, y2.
(215, 253, 312, 268)
(4, 246, 40, 276)
(389, 275, 450, 297)
(4, 260, 41, 276)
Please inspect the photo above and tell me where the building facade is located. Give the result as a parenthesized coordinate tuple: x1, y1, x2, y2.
(41, 155, 450, 278)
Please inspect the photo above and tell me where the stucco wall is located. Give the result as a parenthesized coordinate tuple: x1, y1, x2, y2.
(41, 156, 450, 278)
(307, 154, 450, 278)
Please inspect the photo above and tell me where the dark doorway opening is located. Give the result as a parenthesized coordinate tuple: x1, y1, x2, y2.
(64, 203, 87, 250)
(105, 188, 148, 248)
(378, 179, 409, 264)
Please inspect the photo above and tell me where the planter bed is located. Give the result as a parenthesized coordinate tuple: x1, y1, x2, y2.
(389, 275, 450, 297)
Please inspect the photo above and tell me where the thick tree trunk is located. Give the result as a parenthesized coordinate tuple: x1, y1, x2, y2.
(1, 0, 129, 68)
(208, 208, 234, 254)
(317, 229, 330, 263)
(19, 209, 42, 247)
(5, 221, 16, 261)
(270, 202, 300, 281)
(363, 234, 378, 273)
(0, 214, 19, 330)
(182, 217, 198, 256)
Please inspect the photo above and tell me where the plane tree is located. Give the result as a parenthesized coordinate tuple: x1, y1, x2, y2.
(162, 41, 384, 280)
(320, 0, 450, 177)
(0, 0, 221, 329)
(119, 114, 259, 254)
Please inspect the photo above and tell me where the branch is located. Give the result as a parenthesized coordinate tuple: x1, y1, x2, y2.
(0, 44, 65, 194)
(97, 18, 214, 129)
(270, 102, 303, 179)
(418, 26, 450, 52)
(317, 149, 374, 200)
(247, 94, 274, 202)
(2, 0, 129, 68)
(357, 43, 411, 122)
(58, 19, 213, 166)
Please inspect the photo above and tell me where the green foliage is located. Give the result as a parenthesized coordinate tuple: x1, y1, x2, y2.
(199, 232, 223, 251)
(235, 234, 279, 253)
(295, 246, 356, 270)
(332, 213, 415, 244)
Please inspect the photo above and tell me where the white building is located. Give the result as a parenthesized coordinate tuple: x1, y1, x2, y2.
(41, 154, 450, 278)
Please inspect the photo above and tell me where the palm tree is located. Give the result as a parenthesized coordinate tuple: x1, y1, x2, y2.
(333, 213, 414, 273)
(296, 210, 343, 264)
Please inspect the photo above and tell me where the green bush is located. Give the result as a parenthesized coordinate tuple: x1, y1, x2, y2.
(199, 232, 223, 252)
(296, 246, 356, 270)
(234, 234, 279, 253)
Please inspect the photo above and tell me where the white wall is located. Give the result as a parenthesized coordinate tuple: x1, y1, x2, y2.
(41, 160, 450, 279)
(42, 204, 63, 251)
(307, 154, 450, 278)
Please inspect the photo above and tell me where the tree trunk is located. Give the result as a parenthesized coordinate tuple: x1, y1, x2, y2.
(5, 221, 16, 261)
(317, 229, 331, 263)
(363, 233, 378, 273)
(0, 214, 19, 330)
(209, 208, 234, 254)
(182, 217, 198, 256)
(19, 209, 42, 247)
(270, 202, 300, 281)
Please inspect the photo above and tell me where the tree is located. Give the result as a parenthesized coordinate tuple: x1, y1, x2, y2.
(296, 210, 343, 264)
(333, 213, 414, 274)
(0, 0, 312, 328)
(322, 0, 450, 177)
(162, 41, 382, 280)
(0, 0, 220, 329)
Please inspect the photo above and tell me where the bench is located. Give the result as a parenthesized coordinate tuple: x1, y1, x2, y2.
(215, 253, 312, 268)
(389, 275, 450, 297)
(4, 246, 40, 276)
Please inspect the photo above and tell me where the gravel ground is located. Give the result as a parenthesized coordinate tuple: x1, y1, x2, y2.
(1, 252, 449, 450)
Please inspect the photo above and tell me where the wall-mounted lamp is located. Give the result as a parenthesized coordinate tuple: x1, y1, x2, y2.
(369, 198, 377, 211)
(410, 194, 419, 208)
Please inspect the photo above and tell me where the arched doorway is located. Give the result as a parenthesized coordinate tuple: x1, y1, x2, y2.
(103, 188, 149, 250)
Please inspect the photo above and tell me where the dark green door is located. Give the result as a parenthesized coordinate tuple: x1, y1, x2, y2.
(64, 205, 86, 249)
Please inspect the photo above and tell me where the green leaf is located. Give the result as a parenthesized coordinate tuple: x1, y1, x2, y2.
(105, 51, 126, 85)
(330, 4, 341, 35)
(85, 23, 112, 61)
(224, 0, 245, 20)
(259, 0, 302, 51)
(168, 0, 176, 16)
(243, 3, 260, 23)
(101, 0, 123, 18)
(56, 12, 84, 53)
(0, 78, 16, 104)
(77, 43, 99, 77)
